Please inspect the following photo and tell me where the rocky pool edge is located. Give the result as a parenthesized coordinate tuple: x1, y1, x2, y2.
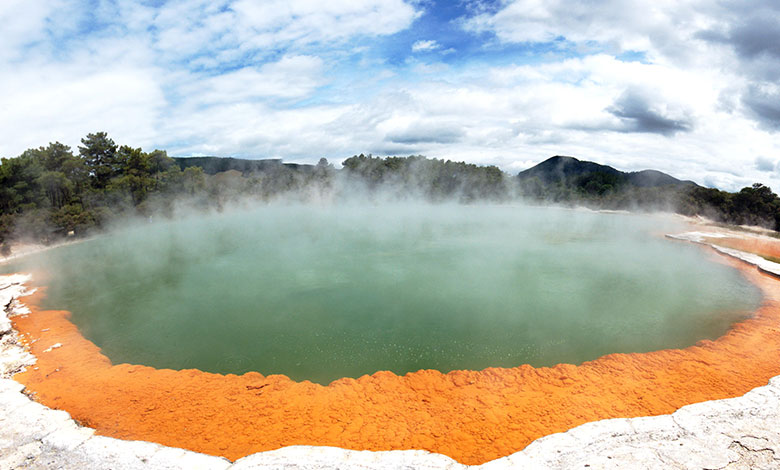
(2, 236, 780, 469)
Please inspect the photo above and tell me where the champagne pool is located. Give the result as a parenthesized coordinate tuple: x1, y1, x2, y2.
(13, 203, 762, 384)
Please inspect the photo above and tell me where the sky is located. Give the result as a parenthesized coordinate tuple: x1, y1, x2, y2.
(1, 0, 779, 191)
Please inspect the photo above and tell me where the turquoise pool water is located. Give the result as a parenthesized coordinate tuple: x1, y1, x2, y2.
(16, 204, 762, 384)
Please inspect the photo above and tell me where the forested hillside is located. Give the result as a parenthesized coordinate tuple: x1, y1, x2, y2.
(518, 156, 780, 229)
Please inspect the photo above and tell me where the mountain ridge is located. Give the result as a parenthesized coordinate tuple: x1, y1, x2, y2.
(517, 155, 699, 188)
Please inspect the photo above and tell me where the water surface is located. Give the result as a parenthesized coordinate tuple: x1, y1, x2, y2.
(17, 204, 762, 384)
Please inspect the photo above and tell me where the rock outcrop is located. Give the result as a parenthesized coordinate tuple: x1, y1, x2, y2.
(0, 274, 35, 379)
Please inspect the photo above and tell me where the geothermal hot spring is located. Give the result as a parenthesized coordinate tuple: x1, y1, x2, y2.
(18, 203, 761, 385)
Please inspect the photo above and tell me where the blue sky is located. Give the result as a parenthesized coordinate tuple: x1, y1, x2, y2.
(1, 0, 780, 190)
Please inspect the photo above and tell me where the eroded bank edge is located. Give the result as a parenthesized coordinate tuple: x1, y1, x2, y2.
(2, 235, 779, 469)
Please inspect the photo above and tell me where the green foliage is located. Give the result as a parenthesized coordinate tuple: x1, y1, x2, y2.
(521, 167, 780, 231)
(79, 132, 118, 189)
(731, 184, 779, 226)
(49, 204, 97, 235)
(0, 213, 15, 251)
(180, 166, 207, 194)
(341, 154, 507, 201)
(37, 171, 73, 208)
(574, 171, 625, 196)
(0, 133, 186, 246)
(0, 153, 43, 211)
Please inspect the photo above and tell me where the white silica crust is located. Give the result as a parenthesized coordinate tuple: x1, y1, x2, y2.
(0, 274, 36, 380)
(2, 234, 780, 470)
(666, 231, 780, 277)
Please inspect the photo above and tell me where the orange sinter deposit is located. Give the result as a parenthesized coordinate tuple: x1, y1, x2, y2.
(11, 246, 780, 466)
(705, 235, 780, 260)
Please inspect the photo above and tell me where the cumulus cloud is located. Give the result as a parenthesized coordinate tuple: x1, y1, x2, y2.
(691, 3, 780, 135)
(755, 156, 776, 172)
(607, 89, 693, 136)
(697, 7, 780, 82)
(461, 0, 701, 60)
(727, 17, 780, 60)
(742, 85, 780, 131)
(697, 4, 780, 60)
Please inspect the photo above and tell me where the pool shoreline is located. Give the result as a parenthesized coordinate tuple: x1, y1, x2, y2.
(3, 229, 780, 468)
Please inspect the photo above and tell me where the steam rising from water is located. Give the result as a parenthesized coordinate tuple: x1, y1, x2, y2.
(19, 203, 762, 384)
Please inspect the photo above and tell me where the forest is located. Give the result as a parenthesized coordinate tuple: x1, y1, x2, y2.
(1, 132, 780, 254)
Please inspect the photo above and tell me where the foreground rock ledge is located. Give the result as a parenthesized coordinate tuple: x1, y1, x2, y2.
(3, 244, 780, 469)
(4, 373, 780, 469)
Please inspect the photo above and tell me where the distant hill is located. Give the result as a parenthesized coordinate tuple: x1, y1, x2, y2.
(174, 156, 313, 175)
(517, 156, 698, 188)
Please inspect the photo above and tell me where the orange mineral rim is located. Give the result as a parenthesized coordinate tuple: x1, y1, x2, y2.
(11, 242, 780, 465)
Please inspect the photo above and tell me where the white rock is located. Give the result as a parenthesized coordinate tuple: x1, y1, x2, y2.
(42, 343, 62, 353)
(0, 440, 43, 469)
(231, 446, 463, 470)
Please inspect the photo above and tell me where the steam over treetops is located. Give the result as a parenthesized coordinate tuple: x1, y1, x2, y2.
(2, 132, 780, 255)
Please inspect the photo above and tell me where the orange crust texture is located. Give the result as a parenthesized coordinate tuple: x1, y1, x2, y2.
(11, 250, 780, 465)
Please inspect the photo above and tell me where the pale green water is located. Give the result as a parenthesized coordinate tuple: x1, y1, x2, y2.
(17, 204, 762, 384)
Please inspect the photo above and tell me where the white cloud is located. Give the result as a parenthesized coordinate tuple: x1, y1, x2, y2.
(232, 0, 420, 40)
(0, 0, 78, 62)
(147, 0, 420, 63)
(755, 156, 776, 172)
(0, 0, 420, 158)
(191, 55, 325, 104)
(412, 40, 440, 52)
(462, 0, 704, 63)
(159, 102, 353, 159)
(0, 63, 165, 155)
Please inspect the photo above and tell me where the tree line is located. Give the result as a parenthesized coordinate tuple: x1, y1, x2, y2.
(2, 132, 780, 255)
(341, 154, 507, 201)
(0, 132, 208, 253)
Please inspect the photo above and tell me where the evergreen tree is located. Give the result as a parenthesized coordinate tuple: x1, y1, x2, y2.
(79, 132, 118, 189)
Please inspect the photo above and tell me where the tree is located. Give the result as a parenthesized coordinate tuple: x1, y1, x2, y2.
(49, 203, 96, 235)
(148, 150, 176, 184)
(0, 153, 43, 212)
(180, 166, 206, 195)
(0, 213, 15, 252)
(313, 157, 334, 183)
(115, 145, 144, 172)
(18, 142, 74, 172)
(37, 171, 73, 208)
(110, 145, 154, 204)
(79, 132, 118, 189)
(730, 183, 780, 227)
